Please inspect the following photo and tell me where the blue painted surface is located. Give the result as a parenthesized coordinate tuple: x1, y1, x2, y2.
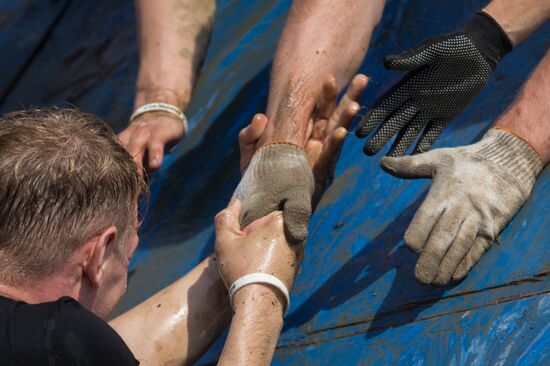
(0, 0, 548, 365)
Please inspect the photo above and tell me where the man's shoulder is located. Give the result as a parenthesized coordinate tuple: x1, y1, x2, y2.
(47, 297, 139, 364)
(0, 296, 139, 366)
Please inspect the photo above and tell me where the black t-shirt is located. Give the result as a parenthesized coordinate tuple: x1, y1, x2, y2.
(0, 295, 139, 365)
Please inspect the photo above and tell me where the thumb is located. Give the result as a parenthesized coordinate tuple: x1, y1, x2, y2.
(239, 114, 268, 173)
(215, 199, 243, 242)
(283, 197, 312, 244)
(384, 42, 436, 71)
(239, 114, 268, 146)
(380, 150, 440, 179)
(226, 198, 242, 217)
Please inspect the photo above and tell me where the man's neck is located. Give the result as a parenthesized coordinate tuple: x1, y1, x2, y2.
(0, 270, 81, 304)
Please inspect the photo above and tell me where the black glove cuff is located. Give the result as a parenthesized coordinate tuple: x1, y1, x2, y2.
(464, 11, 513, 67)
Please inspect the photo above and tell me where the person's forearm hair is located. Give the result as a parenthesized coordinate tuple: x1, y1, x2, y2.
(494, 48, 550, 164)
(483, 0, 550, 46)
(258, 0, 385, 146)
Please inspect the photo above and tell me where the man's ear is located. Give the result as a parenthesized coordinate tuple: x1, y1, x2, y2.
(84, 226, 118, 289)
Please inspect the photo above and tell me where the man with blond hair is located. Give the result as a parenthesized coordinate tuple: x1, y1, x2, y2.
(0, 107, 281, 365)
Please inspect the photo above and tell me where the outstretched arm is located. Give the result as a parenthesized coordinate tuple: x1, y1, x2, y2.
(109, 213, 296, 366)
(118, 0, 215, 170)
(258, 0, 384, 146)
(214, 204, 295, 366)
(236, 0, 383, 243)
(109, 256, 231, 366)
(219, 77, 367, 365)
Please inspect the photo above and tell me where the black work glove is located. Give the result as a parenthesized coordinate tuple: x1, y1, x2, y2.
(356, 12, 513, 156)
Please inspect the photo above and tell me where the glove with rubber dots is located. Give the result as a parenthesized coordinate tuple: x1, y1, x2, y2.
(233, 142, 315, 244)
(356, 12, 513, 156)
(380, 129, 543, 285)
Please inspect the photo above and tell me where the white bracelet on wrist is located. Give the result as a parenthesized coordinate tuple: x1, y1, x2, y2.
(129, 102, 188, 132)
(229, 273, 290, 316)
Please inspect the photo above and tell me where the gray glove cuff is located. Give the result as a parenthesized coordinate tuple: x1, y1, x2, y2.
(475, 128, 543, 187)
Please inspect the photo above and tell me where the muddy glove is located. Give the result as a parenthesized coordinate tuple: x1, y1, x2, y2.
(234, 143, 315, 243)
(356, 12, 513, 156)
(381, 129, 543, 285)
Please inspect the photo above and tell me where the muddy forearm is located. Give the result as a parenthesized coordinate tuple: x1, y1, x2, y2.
(259, 0, 385, 146)
(134, 0, 215, 109)
(494, 48, 550, 164)
(218, 285, 285, 366)
(215, 209, 301, 366)
(109, 256, 231, 366)
(483, 0, 550, 46)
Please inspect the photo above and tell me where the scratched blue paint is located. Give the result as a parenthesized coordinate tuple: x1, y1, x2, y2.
(0, 0, 548, 365)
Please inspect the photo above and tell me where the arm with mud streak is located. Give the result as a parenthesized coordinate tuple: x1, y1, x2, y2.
(109, 231, 292, 366)
(257, 0, 385, 147)
(217, 285, 285, 366)
(119, 0, 215, 169)
(109, 256, 231, 366)
(132, 0, 215, 110)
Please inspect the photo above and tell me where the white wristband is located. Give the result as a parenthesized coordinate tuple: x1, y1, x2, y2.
(129, 102, 188, 132)
(229, 273, 290, 316)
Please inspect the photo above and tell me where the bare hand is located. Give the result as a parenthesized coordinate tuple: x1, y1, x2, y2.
(306, 74, 368, 202)
(215, 200, 300, 291)
(118, 112, 184, 170)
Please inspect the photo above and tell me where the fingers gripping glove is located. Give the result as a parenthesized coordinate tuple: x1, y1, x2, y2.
(356, 12, 513, 157)
(380, 129, 543, 285)
(233, 143, 315, 243)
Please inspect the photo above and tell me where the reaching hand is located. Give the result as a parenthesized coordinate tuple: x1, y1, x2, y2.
(380, 129, 542, 285)
(214, 200, 299, 292)
(356, 12, 512, 156)
(306, 74, 367, 204)
(236, 74, 367, 242)
(118, 112, 185, 170)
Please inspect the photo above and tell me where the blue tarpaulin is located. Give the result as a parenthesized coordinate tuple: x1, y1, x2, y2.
(1, 0, 548, 364)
